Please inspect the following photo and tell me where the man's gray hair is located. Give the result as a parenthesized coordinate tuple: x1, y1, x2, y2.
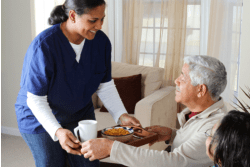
(184, 55, 227, 101)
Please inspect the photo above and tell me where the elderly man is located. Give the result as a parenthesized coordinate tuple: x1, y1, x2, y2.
(80, 55, 228, 167)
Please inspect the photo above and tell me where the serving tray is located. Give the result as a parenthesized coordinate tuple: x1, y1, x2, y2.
(97, 125, 158, 147)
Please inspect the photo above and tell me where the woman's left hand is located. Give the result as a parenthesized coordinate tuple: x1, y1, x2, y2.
(119, 113, 141, 127)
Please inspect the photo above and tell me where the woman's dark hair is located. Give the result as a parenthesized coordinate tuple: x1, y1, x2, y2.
(48, 0, 106, 25)
(209, 110, 250, 167)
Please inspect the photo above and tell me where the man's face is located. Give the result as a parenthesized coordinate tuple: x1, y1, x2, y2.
(174, 63, 198, 106)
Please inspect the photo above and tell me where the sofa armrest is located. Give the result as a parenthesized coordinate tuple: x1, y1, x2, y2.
(134, 86, 177, 151)
(135, 86, 177, 128)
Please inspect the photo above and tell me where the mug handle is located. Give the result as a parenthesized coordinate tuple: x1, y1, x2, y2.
(74, 126, 81, 142)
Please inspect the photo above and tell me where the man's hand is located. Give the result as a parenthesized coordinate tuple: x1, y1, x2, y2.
(55, 128, 81, 155)
(81, 138, 114, 161)
(145, 125, 172, 146)
(119, 113, 141, 127)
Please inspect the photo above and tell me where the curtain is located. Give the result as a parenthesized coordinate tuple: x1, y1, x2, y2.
(207, 0, 243, 102)
(122, 0, 144, 64)
(122, 0, 243, 103)
(162, 0, 188, 86)
(122, 0, 200, 85)
(101, 0, 109, 37)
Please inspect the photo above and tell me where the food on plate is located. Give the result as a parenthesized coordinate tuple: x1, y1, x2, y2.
(104, 128, 130, 136)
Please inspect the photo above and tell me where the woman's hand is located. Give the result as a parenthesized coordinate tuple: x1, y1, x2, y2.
(55, 128, 82, 155)
(145, 125, 172, 146)
(119, 113, 141, 127)
(81, 138, 114, 161)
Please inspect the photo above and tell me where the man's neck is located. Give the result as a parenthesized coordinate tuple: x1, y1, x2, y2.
(187, 98, 218, 113)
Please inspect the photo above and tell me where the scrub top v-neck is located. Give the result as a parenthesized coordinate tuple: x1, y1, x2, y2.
(15, 23, 112, 134)
(69, 39, 85, 63)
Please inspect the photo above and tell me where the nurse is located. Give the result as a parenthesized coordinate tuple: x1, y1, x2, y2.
(15, 0, 141, 167)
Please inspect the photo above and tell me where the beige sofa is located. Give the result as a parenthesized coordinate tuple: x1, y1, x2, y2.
(92, 62, 177, 162)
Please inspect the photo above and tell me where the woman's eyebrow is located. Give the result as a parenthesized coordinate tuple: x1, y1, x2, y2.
(91, 15, 106, 20)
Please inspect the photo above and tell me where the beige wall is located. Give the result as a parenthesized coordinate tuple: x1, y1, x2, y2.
(2, 0, 32, 129)
(1, 1, 249, 130)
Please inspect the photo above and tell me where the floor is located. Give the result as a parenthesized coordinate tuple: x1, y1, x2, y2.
(1, 134, 126, 167)
(1, 134, 35, 167)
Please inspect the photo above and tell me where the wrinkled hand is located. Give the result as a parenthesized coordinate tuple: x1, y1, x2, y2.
(55, 128, 81, 155)
(119, 113, 141, 127)
(145, 125, 172, 146)
(81, 138, 114, 161)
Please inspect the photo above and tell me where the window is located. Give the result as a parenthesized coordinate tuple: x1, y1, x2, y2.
(139, 1, 205, 68)
(140, 1, 168, 67)
(232, 5, 243, 96)
(138, 0, 241, 95)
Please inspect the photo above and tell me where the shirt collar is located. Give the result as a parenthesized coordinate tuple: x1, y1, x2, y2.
(178, 97, 226, 126)
(197, 97, 226, 119)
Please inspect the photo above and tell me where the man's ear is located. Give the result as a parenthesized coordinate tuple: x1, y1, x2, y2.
(197, 84, 207, 97)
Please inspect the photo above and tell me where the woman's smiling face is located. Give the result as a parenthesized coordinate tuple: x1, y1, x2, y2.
(74, 4, 105, 40)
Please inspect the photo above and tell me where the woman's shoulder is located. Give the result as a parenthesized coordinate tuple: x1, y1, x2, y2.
(31, 24, 61, 49)
(25, 25, 61, 61)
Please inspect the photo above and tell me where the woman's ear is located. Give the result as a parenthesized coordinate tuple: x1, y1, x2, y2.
(69, 10, 76, 23)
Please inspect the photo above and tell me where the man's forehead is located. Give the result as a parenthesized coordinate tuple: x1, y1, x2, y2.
(182, 64, 190, 77)
(183, 63, 189, 69)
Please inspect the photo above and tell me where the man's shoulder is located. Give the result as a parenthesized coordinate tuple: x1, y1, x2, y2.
(196, 110, 226, 132)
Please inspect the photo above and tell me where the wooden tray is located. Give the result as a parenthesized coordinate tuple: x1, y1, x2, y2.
(97, 126, 158, 147)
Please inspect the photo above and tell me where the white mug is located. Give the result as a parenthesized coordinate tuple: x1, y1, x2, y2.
(74, 120, 97, 142)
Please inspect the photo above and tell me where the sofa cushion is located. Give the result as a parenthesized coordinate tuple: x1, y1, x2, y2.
(96, 62, 164, 108)
(100, 74, 142, 114)
(111, 62, 164, 98)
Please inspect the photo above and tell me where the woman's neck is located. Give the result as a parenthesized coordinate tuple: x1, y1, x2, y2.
(60, 21, 84, 44)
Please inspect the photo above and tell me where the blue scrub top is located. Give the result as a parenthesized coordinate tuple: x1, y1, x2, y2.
(15, 24, 112, 134)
